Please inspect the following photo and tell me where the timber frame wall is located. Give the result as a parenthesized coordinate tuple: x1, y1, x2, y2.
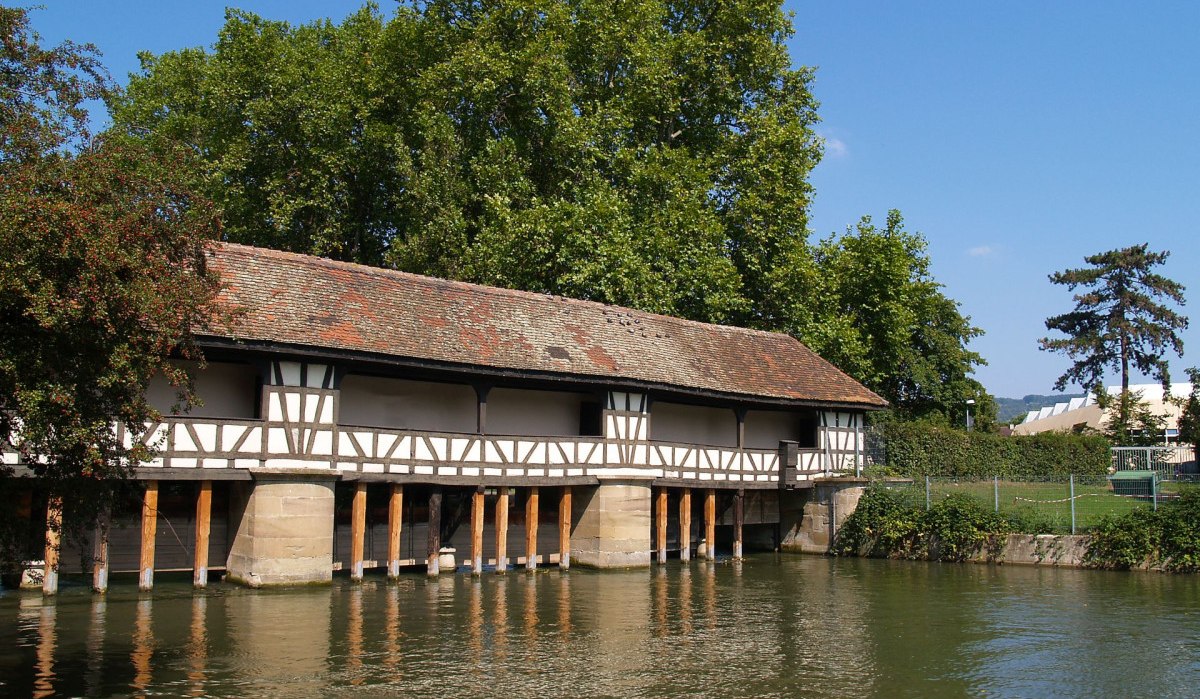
(3, 359, 868, 489)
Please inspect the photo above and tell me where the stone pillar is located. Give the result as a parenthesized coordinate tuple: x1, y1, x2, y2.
(780, 478, 867, 554)
(571, 480, 652, 568)
(226, 471, 337, 587)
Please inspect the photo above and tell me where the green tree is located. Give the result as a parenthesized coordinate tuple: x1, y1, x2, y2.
(1175, 367, 1200, 460)
(108, 0, 819, 326)
(0, 7, 226, 562)
(804, 211, 992, 426)
(1040, 244, 1188, 436)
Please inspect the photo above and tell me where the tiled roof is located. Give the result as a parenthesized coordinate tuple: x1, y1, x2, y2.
(206, 243, 888, 408)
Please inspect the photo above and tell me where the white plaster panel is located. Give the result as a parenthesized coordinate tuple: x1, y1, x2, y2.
(202, 458, 225, 469)
(415, 465, 434, 474)
(221, 425, 245, 452)
(285, 392, 301, 422)
(430, 437, 448, 461)
(193, 423, 217, 452)
(497, 441, 515, 463)
(527, 468, 545, 477)
(437, 466, 456, 476)
(303, 394, 318, 423)
(146, 458, 164, 467)
(605, 415, 619, 440)
(363, 463, 384, 473)
(415, 440, 432, 461)
(172, 458, 197, 468)
(268, 393, 284, 422)
(339, 375, 476, 432)
(505, 468, 523, 476)
(605, 444, 620, 463)
(464, 441, 481, 462)
(307, 364, 327, 388)
(234, 459, 257, 469)
(651, 402, 737, 447)
(632, 444, 647, 465)
(567, 468, 583, 477)
(279, 361, 302, 387)
(267, 427, 289, 454)
(461, 467, 479, 477)
(310, 431, 332, 456)
(484, 442, 502, 463)
(377, 434, 397, 459)
(484, 467, 503, 476)
(548, 469, 563, 477)
(319, 396, 334, 424)
(174, 425, 196, 452)
(338, 462, 358, 471)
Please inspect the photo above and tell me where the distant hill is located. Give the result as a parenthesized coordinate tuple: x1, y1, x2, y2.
(996, 393, 1087, 423)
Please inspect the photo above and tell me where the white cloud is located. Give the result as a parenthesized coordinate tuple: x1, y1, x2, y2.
(968, 245, 995, 257)
(822, 136, 848, 159)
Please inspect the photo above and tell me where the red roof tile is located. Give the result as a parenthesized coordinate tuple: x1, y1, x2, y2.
(206, 243, 888, 408)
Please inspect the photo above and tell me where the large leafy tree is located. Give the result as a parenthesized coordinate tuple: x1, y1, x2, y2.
(803, 211, 992, 426)
(1040, 244, 1188, 438)
(109, 0, 819, 326)
(0, 7, 225, 559)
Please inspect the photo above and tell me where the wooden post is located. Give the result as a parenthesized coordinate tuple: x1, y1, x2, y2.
(679, 488, 692, 562)
(193, 481, 212, 588)
(42, 496, 62, 596)
(733, 489, 745, 560)
(140, 481, 158, 591)
(387, 484, 404, 578)
(471, 486, 485, 575)
(704, 488, 716, 561)
(558, 486, 572, 570)
(475, 385, 491, 434)
(350, 481, 367, 580)
(92, 506, 110, 593)
(496, 487, 510, 573)
(735, 408, 747, 449)
(427, 489, 442, 576)
(655, 487, 668, 564)
(525, 487, 539, 570)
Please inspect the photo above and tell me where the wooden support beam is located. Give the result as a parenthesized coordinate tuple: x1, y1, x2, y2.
(387, 484, 404, 578)
(525, 487, 539, 570)
(735, 408, 747, 450)
(704, 488, 716, 561)
(496, 487, 510, 573)
(92, 506, 110, 593)
(42, 496, 61, 596)
(471, 487, 485, 575)
(679, 488, 691, 562)
(426, 489, 442, 576)
(350, 481, 367, 580)
(475, 385, 491, 435)
(656, 487, 668, 564)
(558, 486, 572, 570)
(193, 481, 212, 588)
(733, 489, 745, 560)
(140, 481, 158, 591)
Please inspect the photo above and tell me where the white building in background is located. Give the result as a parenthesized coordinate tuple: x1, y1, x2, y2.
(1012, 383, 1193, 442)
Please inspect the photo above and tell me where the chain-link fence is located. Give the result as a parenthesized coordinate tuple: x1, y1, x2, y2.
(878, 473, 1200, 535)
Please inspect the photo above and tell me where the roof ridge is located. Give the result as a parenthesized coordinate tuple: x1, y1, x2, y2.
(213, 241, 803, 343)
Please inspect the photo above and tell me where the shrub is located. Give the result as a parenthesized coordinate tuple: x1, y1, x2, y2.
(834, 486, 1007, 562)
(1085, 488, 1200, 572)
(872, 422, 1109, 479)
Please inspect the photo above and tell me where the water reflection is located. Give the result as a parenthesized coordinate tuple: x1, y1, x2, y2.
(2, 557, 1200, 698)
(130, 598, 153, 697)
(33, 603, 55, 699)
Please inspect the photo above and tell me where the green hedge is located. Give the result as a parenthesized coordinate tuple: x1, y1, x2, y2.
(1086, 489, 1200, 572)
(874, 423, 1109, 479)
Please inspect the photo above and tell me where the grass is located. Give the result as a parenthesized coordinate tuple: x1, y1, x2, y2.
(916, 477, 1193, 534)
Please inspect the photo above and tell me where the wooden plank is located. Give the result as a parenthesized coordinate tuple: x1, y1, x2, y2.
(559, 486, 572, 570)
(471, 487, 485, 575)
(387, 484, 404, 578)
(42, 496, 61, 596)
(140, 482, 158, 591)
(704, 488, 716, 561)
(525, 487, 539, 571)
(194, 481, 212, 588)
(496, 488, 510, 573)
(92, 506, 110, 593)
(679, 488, 691, 562)
(656, 487, 668, 564)
(427, 489, 442, 576)
(733, 488, 745, 560)
(350, 481, 366, 580)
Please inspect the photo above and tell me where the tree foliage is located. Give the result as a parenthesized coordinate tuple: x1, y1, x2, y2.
(110, 0, 819, 326)
(0, 7, 226, 558)
(1040, 244, 1187, 439)
(1041, 244, 1187, 392)
(804, 211, 991, 424)
(110, 2, 991, 423)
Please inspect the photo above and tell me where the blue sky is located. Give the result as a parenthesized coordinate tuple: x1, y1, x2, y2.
(30, 1, 1200, 398)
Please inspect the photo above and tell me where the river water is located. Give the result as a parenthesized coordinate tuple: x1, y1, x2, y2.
(2, 555, 1198, 698)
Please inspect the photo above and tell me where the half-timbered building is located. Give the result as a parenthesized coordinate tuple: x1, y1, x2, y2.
(12, 242, 887, 590)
